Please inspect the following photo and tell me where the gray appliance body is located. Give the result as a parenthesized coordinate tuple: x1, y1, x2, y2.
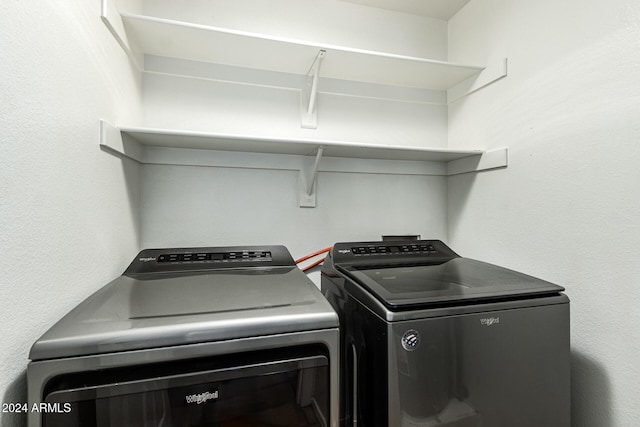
(28, 246, 339, 427)
(321, 240, 570, 427)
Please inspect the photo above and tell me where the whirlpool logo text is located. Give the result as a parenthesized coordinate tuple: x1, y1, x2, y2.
(480, 317, 500, 326)
(185, 390, 219, 404)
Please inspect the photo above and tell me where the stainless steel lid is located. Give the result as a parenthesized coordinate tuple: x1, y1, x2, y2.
(30, 246, 338, 361)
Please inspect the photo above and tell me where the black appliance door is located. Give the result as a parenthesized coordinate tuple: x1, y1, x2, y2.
(387, 302, 570, 427)
(42, 354, 329, 427)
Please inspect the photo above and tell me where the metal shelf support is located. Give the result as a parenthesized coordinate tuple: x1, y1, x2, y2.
(301, 50, 326, 129)
(298, 146, 325, 208)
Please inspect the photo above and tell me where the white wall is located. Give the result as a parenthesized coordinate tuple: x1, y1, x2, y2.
(0, 0, 142, 425)
(140, 158, 449, 263)
(136, 0, 451, 148)
(137, 0, 452, 270)
(447, 1, 640, 426)
(141, 56, 448, 148)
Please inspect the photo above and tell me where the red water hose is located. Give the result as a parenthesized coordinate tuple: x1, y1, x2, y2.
(295, 247, 332, 264)
(295, 246, 332, 272)
(301, 257, 326, 272)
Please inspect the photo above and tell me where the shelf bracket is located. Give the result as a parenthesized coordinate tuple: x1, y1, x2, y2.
(99, 119, 143, 162)
(446, 147, 508, 175)
(300, 50, 326, 129)
(447, 58, 508, 103)
(298, 146, 325, 207)
(100, 0, 142, 69)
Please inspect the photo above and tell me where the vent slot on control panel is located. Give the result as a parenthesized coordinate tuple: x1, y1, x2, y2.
(157, 251, 272, 263)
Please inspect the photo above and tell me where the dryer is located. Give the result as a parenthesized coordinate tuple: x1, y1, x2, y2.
(28, 245, 339, 427)
(321, 240, 570, 427)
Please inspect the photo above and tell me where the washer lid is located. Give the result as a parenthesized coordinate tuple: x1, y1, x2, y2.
(339, 258, 565, 309)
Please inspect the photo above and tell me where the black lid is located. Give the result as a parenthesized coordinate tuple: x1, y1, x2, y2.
(330, 240, 564, 309)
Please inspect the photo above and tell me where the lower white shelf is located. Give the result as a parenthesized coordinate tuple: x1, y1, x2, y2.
(99, 120, 507, 176)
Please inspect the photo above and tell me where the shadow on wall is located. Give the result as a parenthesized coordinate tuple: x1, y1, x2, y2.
(571, 350, 612, 427)
(2, 371, 27, 427)
(446, 171, 478, 240)
(99, 146, 142, 250)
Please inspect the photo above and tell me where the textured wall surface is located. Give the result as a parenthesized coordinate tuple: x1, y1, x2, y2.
(447, 1, 640, 425)
(0, 0, 142, 425)
(141, 64, 448, 148)
(140, 160, 449, 257)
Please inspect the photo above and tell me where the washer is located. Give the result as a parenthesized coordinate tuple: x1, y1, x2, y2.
(321, 240, 570, 427)
(28, 245, 339, 427)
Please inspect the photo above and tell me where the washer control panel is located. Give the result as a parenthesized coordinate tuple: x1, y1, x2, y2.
(331, 240, 459, 265)
(350, 243, 437, 255)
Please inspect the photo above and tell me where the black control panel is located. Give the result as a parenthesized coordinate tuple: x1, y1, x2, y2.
(124, 245, 294, 275)
(350, 243, 437, 255)
(330, 240, 459, 265)
(157, 251, 272, 263)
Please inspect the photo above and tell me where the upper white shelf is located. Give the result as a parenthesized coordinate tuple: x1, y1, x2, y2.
(118, 12, 484, 89)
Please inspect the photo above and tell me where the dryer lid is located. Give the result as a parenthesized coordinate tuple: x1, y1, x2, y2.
(29, 246, 338, 361)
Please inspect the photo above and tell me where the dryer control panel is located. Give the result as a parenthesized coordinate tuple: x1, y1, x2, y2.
(124, 245, 295, 275)
(156, 250, 272, 263)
